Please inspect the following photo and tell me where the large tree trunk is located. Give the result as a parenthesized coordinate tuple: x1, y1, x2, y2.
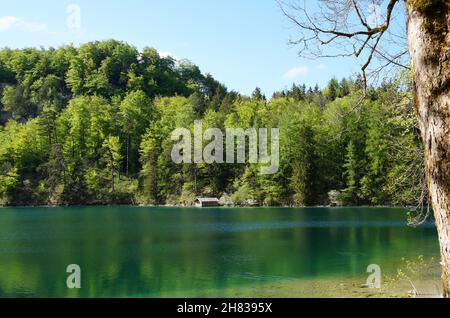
(406, 0, 450, 297)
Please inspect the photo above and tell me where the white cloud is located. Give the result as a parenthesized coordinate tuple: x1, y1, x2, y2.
(0, 16, 19, 31)
(283, 66, 309, 79)
(0, 16, 47, 32)
(316, 63, 327, 70)
(159, 51, 179, 60)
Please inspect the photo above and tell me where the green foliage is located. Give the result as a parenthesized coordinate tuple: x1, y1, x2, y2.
(1, 85, 34, 120)
(0, 167, 18, 198)
(0, 42, 423, 207)
(139, 130, 160, 204)
(324, 78, 339, 101)
(341, 141, 360, 204)
(102, 135, 122, 193)
(119, 90, 153, 176)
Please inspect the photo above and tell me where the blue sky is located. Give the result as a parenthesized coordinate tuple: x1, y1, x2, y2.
(0, 0, 363, 96)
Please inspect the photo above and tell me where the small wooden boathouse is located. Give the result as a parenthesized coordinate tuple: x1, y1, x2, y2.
(195, 198, 220, 207)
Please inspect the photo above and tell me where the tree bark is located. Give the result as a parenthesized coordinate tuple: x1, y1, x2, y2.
(126, 135, 130, 178)
(406, 0, 450, 297)
(111, 169, 115, 193)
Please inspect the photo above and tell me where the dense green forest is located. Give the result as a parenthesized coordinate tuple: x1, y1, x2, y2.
(0, 40, 423, 207)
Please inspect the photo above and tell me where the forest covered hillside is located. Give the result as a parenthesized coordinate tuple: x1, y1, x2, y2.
(0, 40, 423, 207)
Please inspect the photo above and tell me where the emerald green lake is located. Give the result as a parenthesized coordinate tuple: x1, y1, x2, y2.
(0, 207, 439, 297)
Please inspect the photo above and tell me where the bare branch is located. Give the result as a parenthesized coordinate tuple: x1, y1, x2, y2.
(352, 0, 371, 31)
(277, 0, 405, 89)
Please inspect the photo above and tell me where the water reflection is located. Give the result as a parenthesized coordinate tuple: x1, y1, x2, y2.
(0, 207, 438, 297)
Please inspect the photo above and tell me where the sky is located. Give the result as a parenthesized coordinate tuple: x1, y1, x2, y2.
(0, 0, 372, 96)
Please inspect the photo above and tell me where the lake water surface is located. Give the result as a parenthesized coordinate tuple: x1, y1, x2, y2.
(0, 207, 439, 297)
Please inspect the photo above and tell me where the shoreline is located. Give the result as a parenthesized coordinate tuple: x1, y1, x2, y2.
(0, 204, 416, 209)
(156, 274, 442, 298)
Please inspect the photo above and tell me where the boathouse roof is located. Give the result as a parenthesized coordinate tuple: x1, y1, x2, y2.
(195, 198, 220, 203)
